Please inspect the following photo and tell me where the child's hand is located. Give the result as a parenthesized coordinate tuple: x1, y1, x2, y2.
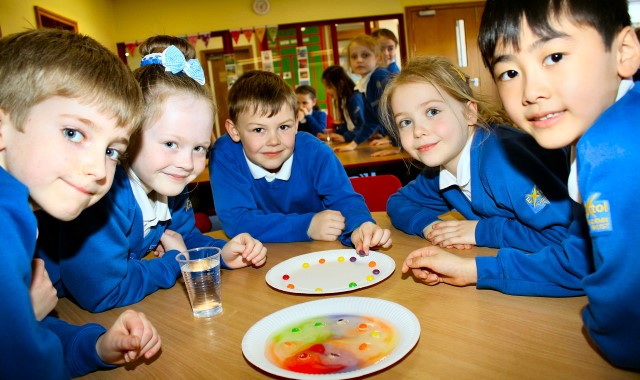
(308, 210, 346, 241)
(351, 221, 392, 255)
(297, 109, 306, 122)
(30, 259, 58, 321)
(426, 220, 478, 250)
(221, 233, 267, 268)
(401, 246, 477, 286)
(152, 243, 166, 257)
(370, 147, 401, 157)
(329, 133, 345, 143)
(158, 229, 187, 255)
(370, 136, 392, 146)
(333, 141, 357, 152)
(96, 310, 161, 365)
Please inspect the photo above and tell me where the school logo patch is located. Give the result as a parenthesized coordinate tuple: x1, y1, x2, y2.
(585, 193, 612, 233)
(525, 185, 549, 213)
(185, 199, 192, 212)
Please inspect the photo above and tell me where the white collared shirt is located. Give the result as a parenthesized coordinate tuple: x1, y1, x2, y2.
(354, 71, 373, 95)
(127, 168, 171, 237)
(244, 150, 294, 182)
(439, 131, 475, 201)
(568, 79, 634, 203)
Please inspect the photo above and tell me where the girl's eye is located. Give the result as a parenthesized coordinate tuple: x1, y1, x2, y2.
(426, 108, 440, 117)
(63, 128, 84, 143)
(497, 69, 519, 82)
(543, 53, 563, 66)
(397, 119, 412, 129)
(105, 148, 121, 162)
(194, 146, 207, 153)
(165, 142, 177, 148)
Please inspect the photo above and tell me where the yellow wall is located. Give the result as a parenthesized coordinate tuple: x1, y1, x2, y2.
(0, 0, 117, 50)
(1, 0, 476, 51)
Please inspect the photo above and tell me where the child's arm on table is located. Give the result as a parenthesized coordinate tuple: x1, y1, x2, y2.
(30, 258, 58, 321)
(220, 233, 267, 268)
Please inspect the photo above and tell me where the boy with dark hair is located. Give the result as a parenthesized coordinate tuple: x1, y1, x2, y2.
(401, 0, 640, 369)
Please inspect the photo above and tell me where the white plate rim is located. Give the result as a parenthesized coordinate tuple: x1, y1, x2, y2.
(241, 296, 421, 380)
(265, 249, 396, 295)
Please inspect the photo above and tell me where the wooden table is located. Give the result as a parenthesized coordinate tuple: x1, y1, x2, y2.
(56, 213, 636, 379)
(191, 141, 413, 184)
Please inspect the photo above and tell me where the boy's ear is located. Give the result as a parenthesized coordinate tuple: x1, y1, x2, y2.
(615, 26, 640, 79)
(225, 119, 241, 142)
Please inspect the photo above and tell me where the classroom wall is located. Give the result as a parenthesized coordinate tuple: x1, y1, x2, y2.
(0, 0, 117, 50)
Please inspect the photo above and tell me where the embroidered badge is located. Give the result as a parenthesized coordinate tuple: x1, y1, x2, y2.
(525, 185, 550, 213)
(585, 192, 612, 233)
(185, 199, 192, 212)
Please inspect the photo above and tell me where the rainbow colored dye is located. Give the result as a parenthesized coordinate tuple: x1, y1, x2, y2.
(266, 315, 398, 374)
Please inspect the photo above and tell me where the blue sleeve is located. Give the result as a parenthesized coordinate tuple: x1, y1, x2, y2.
(38, 189, 182, 312)
(474, 132, 572, 252)
(476, 201, 591, 297)
(210, 140, 316, 243)
(387, 169, 451, 237)
(576, 94, 640, 369)
(302, 109, 327, 135)
(168, 190, 230, 269)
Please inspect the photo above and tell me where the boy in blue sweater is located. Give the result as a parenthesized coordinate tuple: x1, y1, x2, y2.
(210, 71, 392, 253)
(0, 30, 160, 378)
(401, 0, 640, 369)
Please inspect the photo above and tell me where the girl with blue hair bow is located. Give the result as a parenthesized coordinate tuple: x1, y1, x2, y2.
(37, 35, 267, 312)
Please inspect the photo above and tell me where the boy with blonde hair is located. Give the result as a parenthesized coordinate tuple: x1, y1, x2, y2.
(210, 71, 391, 253)
(0, 29, 161, 378)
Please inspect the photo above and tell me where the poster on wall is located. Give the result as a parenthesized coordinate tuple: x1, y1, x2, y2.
(261, 50, 274, 72)
(296, 46, 310, 86)
(224, 53, 238, 89)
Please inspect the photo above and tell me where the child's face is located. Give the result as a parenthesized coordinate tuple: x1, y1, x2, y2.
(349, 43, 378, 77)
(377, 37, 397, 66)
(129, 94, 213, 196)
(296, 93, 316, 113)
(226, 105, 297, 173)
(492, 18, 623, 149)
(391, 82, 476, 174)
(0, 96, 129, 221)
(323, 80, 336, 99)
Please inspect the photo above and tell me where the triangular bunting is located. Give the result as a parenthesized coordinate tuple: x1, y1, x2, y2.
(242, 28, 254, 42)
(187, 34, 198, 47)
(125, 42, 137, 56)
(230, 29, 241, 44)
(255, 26, 266, 43)
(266, 25, 278, 43)
(199, 33, 211, 47)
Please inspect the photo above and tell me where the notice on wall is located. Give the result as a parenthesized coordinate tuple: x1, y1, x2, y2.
(296, 46, 310, 86)
(224, 53, 238, 89)
(261, 50, 274, 72)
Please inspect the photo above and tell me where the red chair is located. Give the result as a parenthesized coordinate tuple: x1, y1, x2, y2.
(349, 174, 402, 212)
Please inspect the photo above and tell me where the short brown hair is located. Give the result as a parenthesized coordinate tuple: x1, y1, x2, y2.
(0, 29, 142, 133)
(228, 70, 297, 123)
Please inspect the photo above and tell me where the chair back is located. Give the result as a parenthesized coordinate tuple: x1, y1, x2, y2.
(349, 174, 402, 212)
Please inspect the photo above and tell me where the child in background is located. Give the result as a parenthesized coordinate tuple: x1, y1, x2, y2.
(210, 70, 392, 253)
(0, 29, 160, 379)
(37, 35, 267, 313)
(318, 65, 365, 143)
(382, 56, 572, 253)
(401, 0, 640, 369)
(372, 28, 400, 74)
(335, 35, 397, 155)
(295, 85, 327, 136)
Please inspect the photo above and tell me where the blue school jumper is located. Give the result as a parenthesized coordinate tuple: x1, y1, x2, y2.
(36, 166, 227, 312)
(387, 61, 400, 74)
(209, 132, 374, 245)
(298, 108, 327, 136)
(0, 167, 109, 379)
(356, 67, 392, 144)
(334, 92, 366, 143)
(388, 125, 572, 252)
(476, 84, 640, 369)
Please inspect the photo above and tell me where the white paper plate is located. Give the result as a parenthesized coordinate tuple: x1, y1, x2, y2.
(242, 297, 420, 379)
(265, 249, 395, 294)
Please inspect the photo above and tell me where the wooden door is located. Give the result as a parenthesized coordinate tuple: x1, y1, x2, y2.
(405, 2, 500, 106)
(200, 48, 252, 137)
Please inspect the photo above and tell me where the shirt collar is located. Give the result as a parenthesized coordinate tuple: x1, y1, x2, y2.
(568, 79, 634, 203)
(354, 71, 373, 93)
(127, 168, 171, 236)
(244, 150, 294, 182)
(439, 130, 474, 200)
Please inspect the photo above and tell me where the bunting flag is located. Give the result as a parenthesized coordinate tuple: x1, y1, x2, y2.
(230, 29, 241, 44)
(242, 27, 254, 42)
(187, 34, 198, 47)
(266, 25, 278, 43)
(199, 33, 211, 47)
(254, 26, 266, 43)
(125, 41, 138, 56)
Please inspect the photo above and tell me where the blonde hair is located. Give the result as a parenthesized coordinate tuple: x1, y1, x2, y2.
(0, 29, 142, 133)
(347, 35, 382, 60)
(380, 56, 509, 143)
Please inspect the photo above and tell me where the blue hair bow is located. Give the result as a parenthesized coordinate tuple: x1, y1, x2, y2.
(140, 45, 205, 85)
